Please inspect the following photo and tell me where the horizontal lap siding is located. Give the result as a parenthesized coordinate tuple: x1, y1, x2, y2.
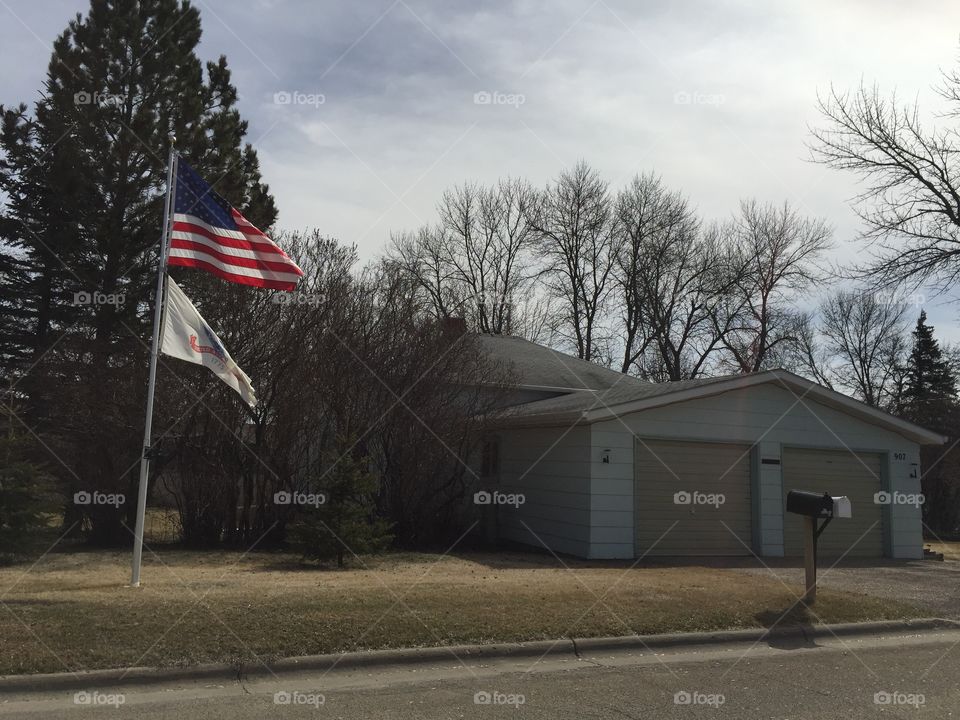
(596, 385, 911, 449)
(497, 426, 591, 557)
(588, 383, 922, 559)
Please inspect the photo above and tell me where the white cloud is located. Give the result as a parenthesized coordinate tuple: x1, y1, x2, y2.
(2, 0, 959, 335)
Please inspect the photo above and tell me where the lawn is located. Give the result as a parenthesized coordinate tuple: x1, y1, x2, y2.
(0, 549, 923, 676)
(926, 540, 960, 561)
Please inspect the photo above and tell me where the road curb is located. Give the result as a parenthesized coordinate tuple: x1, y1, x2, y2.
(801, 617, 958, 640)
(573, 617, 959, 654)
(0, 641, 577, 694)
(1, 618, 956, 694)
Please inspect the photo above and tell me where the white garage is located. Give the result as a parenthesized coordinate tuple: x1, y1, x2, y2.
(479, 335, 946, 561)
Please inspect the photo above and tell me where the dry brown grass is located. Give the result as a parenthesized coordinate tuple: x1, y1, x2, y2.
(926, 541, 960, 561)
(0, 549, 922, 676)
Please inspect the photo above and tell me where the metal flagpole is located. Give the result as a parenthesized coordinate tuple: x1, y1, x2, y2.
(130, 134, 178, 587)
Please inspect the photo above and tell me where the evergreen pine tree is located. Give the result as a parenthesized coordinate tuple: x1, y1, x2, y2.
(291, 443, 394, 568)
(902, 311, 958, 433)
(0, 0, 277, 544)
(0, 404, 62, 560)
(901, 312, 960, 534)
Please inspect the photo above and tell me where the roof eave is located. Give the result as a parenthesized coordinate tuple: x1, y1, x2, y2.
(485, 410, 589, 429)
(580, 370, 947, 445)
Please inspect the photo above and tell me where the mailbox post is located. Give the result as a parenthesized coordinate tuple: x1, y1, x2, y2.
(786, 491, 852, 605)
(801, 515, 818, 604)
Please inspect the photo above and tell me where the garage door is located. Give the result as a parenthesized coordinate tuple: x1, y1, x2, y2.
(782, 448, 884, 557)
(634, 439, 753, 556)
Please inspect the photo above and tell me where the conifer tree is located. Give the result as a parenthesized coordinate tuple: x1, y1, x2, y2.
(901, 311, 960, 534)
(0, 404, 61, 558)
(0, 0, 277, 544)
(291, 442, 394, 568)
(902, 311, 958, 434)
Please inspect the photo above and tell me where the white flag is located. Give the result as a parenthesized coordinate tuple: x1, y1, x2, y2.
(160, 276, 257, 407)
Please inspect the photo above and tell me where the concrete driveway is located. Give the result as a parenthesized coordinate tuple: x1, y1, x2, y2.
(737, 558, 960, 618)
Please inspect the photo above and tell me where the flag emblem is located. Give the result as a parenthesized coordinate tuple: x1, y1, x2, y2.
(169, 159, 304, 290)
(188, 330, 227, 364)
(161, 277, 257, 407)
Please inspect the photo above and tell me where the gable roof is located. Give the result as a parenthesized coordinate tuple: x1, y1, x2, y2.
(473, 334, 637, 391)
(491, 374, 735, 419)
(478, 336, 946, 445)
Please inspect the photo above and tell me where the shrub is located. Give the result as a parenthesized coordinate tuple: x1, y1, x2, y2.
(0, 415, 62, 554)
(290, 448, 392, 568)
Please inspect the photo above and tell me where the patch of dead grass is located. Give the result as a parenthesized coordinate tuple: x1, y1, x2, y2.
(925, 541, 960, 561)
(0, 550, 923, 675)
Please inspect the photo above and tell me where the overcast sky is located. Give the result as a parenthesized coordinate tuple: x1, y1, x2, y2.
(3, 0, 960, 338)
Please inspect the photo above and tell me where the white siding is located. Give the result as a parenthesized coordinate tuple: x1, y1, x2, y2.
(496, 426, 592, 557)
(586, 434, 634, 558)
(589, 383, 923, 560)
(757, 440, 784, 556)
(889, 447, 923, 559)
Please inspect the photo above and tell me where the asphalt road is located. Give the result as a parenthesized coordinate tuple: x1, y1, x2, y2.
(2, 629, 959, 719)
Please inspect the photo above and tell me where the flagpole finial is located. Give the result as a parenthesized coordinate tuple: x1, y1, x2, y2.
(168, 131, 176, 146)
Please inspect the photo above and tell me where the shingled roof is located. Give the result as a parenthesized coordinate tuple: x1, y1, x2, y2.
(474, 334, 946, 444)
(475, 333, 740, 420)
(472, 334, 641, 391)
(491, 374, 740, 421)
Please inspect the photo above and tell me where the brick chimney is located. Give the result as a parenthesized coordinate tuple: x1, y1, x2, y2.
(440, 316, 468, 336)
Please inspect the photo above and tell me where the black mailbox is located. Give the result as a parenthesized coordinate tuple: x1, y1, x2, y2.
(786, 490, 833, 518)
(786, 490, 852, 605)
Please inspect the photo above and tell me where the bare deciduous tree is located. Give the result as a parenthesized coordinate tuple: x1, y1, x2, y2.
(788, 311, 836, 389)
(790, 290, 908, 409)
(719, 200, 832, 373)
(613, 174, 726, 379)
(440, 178, 536, 334)
(388, 226, 455, 321)
(821, 290, 908, 408)
(388, 178, 538, 336)
(158, 233, 509, 549)
(811, 79, 960, 293)
(525, 161, 619, 361)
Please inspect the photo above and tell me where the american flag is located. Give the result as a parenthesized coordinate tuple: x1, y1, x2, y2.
(168, 159, 304, 290)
